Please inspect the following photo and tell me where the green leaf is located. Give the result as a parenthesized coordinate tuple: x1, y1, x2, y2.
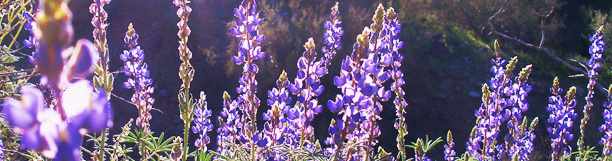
(208, 150, 230, 160)
(1, 53, 19, 64)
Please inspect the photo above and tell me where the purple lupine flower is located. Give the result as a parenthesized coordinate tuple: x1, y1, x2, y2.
(321, 2, 343, 69)
(326, 28, 371, 159)
(385, 6, 408, 160)
(579, 26, 605, 155)
(89, 0, 110, 51)
(326, 4, 396, 159)
(470, 84, 500, 160)
(2, 86, 48, 151)
(192, 92, 213, 151)
(287, 38, 325, 148)
(34, 0, 75, 90)
(468, 40, 525, 160)
(504, 65, 533, 159)
(464, 40, 535, 160)
(444, 131, 456, 161)
(600, 85, 612, 158)
(216, 91, 242, 154)
(505, 118, 538, 160)
(587, 27, 605, 75)
(22, 11, 38, 64)
(465, 127, 481, 158)
(547, 77, 577, 160)
(120, 23, 154, 133)
(222, 0, 266, 157)
(504, 117, 537, 160)
(262, 71, 294, 151)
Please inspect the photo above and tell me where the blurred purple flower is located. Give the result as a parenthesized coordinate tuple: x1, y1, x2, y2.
(3, 0, 113, 160)
(22, 11, 38, 64)
(3, 83, 111, 160)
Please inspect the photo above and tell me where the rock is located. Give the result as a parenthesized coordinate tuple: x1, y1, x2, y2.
(469, 91, 480, 98)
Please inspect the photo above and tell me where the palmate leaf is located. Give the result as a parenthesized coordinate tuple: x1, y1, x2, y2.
(212, 141, 257, 160)
(208, 150, 230, 160)
(145, 133, 177, 160)
(571, 145, 598, 160)
(194, 150, 212, 161)
(121, 129, 138, 144)
(104, 145, 134, 161)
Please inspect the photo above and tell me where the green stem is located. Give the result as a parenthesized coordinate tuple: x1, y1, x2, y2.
(182, 82, 191, 160)
(183, 121, 190, 160)
(98, 131, 107, 161)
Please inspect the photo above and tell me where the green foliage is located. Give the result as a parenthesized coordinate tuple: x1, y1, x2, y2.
(571, 145, 599, 161)
(107, 119, 135, 161)
(0, 0, 32, 49)
(407, 135, 442, 160)
(0, 0, 34, 99)
(0, 1, 36, 160)
(121, 128, 177, 160)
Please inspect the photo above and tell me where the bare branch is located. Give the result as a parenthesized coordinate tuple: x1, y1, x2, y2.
(487, 0, 509, 35)
(0, 73, 38, 84)
(487, 0, 608, 94)
(537, 5, 555, 47)
(110, 93, 163, 114)
(0, 68, 35, 77)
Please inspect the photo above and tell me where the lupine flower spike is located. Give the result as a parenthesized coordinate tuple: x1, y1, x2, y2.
(3, 0, 113, 160)
(217, 91, 242, 156)
(120, 23, 154, 134)
(385, 6, 407, 160)
(466, 40, 533, 160)
(321, 2, 343, 70)
(227, 0, 266, 158)
(288, 38, 325, 149)
(444, 131, 456, 161)
(192, 92, 213, 152)
(90, 0, 113, 98)
(262, 71, 294, 159)
(504, 64, 534, 160)
(547, 77, 577, 160)
(89, 1, 113, 158)
(579, 26, 605, 159)
(600, 85, 612, 159)
(326, 4, 395, 160)
(174, 0, 198, 160)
